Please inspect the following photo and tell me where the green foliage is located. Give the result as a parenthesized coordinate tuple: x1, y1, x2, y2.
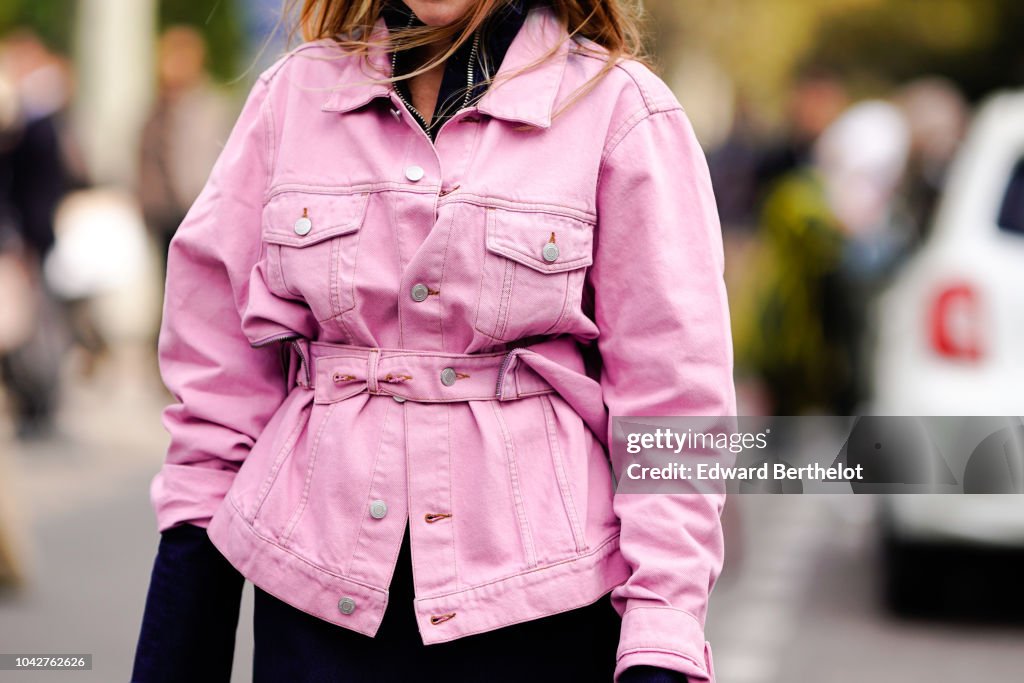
(809, 0, 1024, 100)
(158, 0, 245, 82)
(0, 0, 75, 54)
(0, 0, 247, 83)
(650, 0, 1024, 115)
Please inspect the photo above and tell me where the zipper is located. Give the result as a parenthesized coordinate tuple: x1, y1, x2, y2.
(495, 348, 520, 398)
(252, 332, 310, 387)
(391, 78, 431, 131)
(390, 13, 481, 141)
(288, 339, 309, 386)
(251, 332, 300, 348)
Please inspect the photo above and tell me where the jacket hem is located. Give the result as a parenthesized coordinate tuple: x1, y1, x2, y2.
(207, 496, 633, 644)
(208, 496, 390, 637)
(412, 533, 631, 644)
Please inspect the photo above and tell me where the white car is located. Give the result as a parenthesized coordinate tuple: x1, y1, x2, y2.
(869, 90, 1024, 613)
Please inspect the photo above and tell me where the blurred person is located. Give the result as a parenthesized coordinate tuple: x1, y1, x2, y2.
(0, 32, 65, 257)
(756, 65, 850, 193)
(131, 0, 736, 681)
(0, 32, 73, 440)
(815, 100, 914, 411)
(0, 67, 28, 591)
(706, 101, 762, 235)
(895, 77, 970, 243)
(137, 25, 234, 282)
(733, 100, 912, 415)
(711, 71, 848, 413)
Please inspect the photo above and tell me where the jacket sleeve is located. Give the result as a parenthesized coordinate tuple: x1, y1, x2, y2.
(149, 74, 285, 533)
(590, 105, 735, 683)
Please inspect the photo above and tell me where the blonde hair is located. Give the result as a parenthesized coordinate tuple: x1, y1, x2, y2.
(280, 0, 653, 122)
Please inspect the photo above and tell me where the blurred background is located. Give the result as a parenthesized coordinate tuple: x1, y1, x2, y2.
(1, 0, 1023, 680)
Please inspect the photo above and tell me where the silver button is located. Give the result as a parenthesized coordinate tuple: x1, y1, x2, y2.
(393, 395, 407, 403)
(338, 597, 356, 615)
(405, 165, 425, 182)
(390, 108, 402, 121)
(410, 283, 430, 302)
(369, 499, 388, 519)
(542, 242, 559, 262)
(440, 367, 457, 387)
(294, 216, 312, 236)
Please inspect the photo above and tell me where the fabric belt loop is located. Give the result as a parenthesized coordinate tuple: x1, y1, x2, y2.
(366, 348, 381, 394)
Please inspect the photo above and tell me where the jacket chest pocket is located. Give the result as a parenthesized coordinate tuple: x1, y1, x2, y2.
(261, 191, 370, 322)
(474, 207, 594, 343)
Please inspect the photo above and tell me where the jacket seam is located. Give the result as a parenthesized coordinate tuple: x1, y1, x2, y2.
(438, 193, 596, 222)
(280, 401, 337, 545)
(601, 107, 651, 163)
(567, 48, 681, 116)
(419, 531, 619, 601)
(267, 182, 439, 199)
(540, 394, 587, 553)
(226, 485, 621, 603)
(489, 400, 538, 568)
(258, 39, 343, 86)
(446, 403, 459, 588)
(610, 60, 679, 115)
(428, 588, 616, 643)
(250, 402, 312, 521)
(344, 398, 394, 578)
(620, 603, 704, 630)
(616, 647, 707, 673)
(596, 107, 684, 190)
(226, 496, 386, 594)
(260, 84, 276, 198)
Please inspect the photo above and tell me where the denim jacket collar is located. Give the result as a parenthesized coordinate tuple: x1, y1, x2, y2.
(320, 1, 571, 129)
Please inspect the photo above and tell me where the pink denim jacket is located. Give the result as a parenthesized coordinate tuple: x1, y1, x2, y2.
(150, 4, 735, 681)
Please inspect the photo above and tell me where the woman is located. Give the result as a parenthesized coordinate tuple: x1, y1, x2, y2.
(132, 0, 734, 681)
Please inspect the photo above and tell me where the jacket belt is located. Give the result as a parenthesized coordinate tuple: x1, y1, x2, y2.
(282, 336, 610, 443)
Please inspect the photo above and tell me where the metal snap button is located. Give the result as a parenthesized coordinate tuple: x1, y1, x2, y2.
(338, 597, 356, 615)
(294, 216, 312, 236)
(542, 242, 559, 263)
(393, 395, 407, 403)
(410, 283, 430, 302)
(440, 367, 457, 386)
(369, 499, 388, 519)
(405, 165, 425, 182)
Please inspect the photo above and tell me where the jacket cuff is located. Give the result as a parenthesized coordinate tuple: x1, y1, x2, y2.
(150, 463, 238, 532)
(614, 605, 715, 683)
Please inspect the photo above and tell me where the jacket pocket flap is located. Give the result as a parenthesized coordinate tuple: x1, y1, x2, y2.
(262, 191, 370, 247)
(485, 207, 594, 274)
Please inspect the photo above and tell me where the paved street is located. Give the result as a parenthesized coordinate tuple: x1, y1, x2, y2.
(1, 350, 1022, 682)
(0, 347, 256, 683)
(707, 496, 1024, 683)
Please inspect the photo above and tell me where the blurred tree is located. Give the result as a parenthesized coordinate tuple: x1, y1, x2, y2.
(811, 0, 1024, 100)
(644, 0, 1024, 124)
(1, 1, 247, 83)
(0, 0, 75, 53)
(158, 0, 245, 83)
